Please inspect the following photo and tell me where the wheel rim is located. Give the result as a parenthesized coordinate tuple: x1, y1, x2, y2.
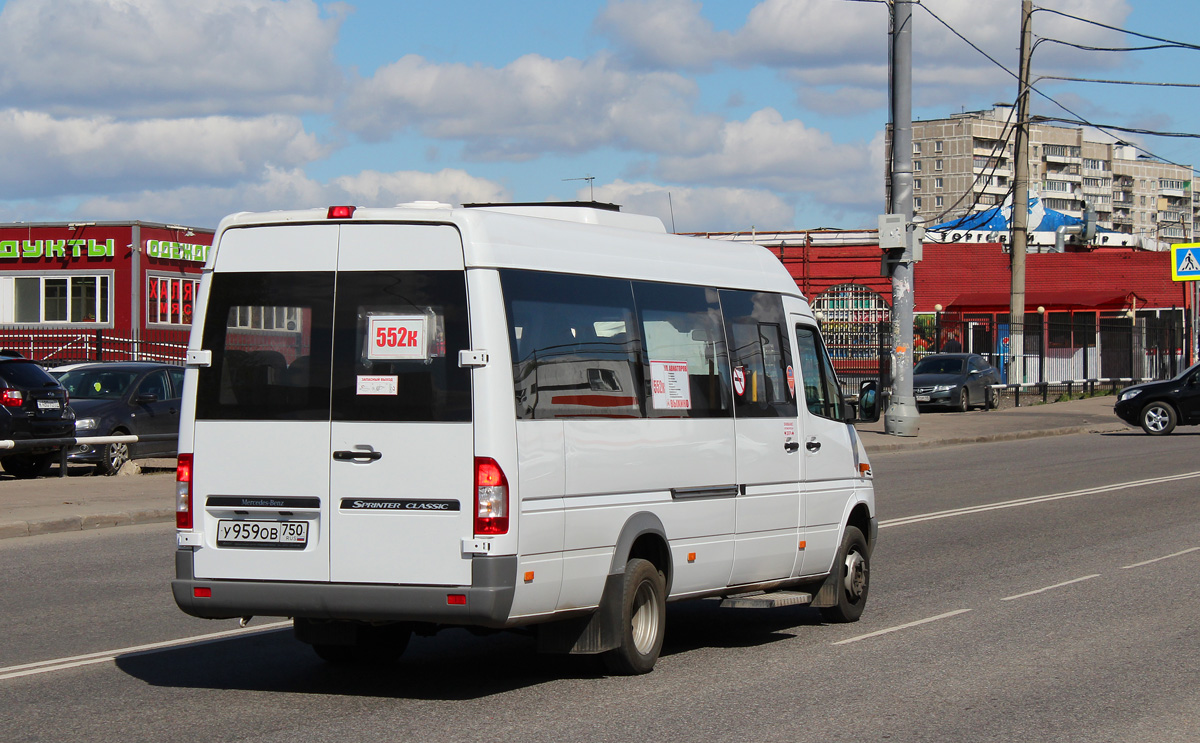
(629, 580, 661, 655)
(1146, 407, 1169, 432)
(108, 442, 129, 470)
(843, 549, 867, 602)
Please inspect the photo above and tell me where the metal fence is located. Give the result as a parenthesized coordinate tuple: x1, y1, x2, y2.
(0, 327, 189, 366)
(824, 313, 1190, 402)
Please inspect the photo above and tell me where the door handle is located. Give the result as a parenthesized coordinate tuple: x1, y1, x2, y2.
(784, 441, 800, 453)
(333, 450, 382, 462)
(805, 439, 822, 452)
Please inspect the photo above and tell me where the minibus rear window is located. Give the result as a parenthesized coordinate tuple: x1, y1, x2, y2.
(195, 272, 334, 421)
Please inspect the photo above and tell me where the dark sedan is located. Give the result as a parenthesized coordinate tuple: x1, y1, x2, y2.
(912, 353, 1001, 412)
(1114, 361, 1200, 435)
(57, 362, 184, 474)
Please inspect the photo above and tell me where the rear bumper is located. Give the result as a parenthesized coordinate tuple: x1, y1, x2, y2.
(172, 549, 518, 628)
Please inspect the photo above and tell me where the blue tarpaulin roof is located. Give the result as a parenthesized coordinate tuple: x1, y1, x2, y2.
(929, 194, 1112, 233)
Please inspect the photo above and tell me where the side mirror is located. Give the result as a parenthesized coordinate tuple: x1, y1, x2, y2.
(856, 380, 881, 423)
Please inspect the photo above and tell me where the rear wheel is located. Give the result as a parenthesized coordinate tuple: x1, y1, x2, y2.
(602, 558, 666, 675)
(95, 432, 131, 475)
(1140, 401, 1176, 435)
(1, 452, 55, 479)
(819, 525, 870, 623)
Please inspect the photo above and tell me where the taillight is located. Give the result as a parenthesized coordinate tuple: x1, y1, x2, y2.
(326, 205, 356, 219)
(474, 457, 508, 535)
(176, 453, 193, 529)
(0, 389, 23, 407)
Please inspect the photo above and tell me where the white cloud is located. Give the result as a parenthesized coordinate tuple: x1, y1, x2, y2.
(75, 167, 511, 227)
(0, 0, 346, 117)
(594, 0, 732, 70)
(0, 110, 326, 199)
(341, 52, 723, 159)
(588, 179, 796, 233)
(656, 108, 873, 193)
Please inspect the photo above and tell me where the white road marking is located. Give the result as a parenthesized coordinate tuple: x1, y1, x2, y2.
(832, 609, 972, 645)
(1001, 574, 1101, 602)
(1121, 546, 1200, 570)
(879, 471, 1200, 529)
(0, 620, 291, 681)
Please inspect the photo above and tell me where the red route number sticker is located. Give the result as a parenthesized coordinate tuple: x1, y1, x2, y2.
(367, 315, 428, 361)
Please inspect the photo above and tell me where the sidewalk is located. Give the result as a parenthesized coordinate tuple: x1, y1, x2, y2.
(0, 395, 1133, 540)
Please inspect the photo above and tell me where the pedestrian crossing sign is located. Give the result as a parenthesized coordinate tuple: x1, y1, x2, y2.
(1171, 243, 1200, 281)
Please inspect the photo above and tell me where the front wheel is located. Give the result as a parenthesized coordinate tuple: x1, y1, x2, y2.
(96, 435, 131, 476)
(1140, 401, 1176, 435)
(957, 388, 970, 413)
(820, 525, 870, 623)
(602, 558, 666, 675)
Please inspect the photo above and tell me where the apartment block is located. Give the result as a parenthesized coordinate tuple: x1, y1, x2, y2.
(889, 105, 1195, 248)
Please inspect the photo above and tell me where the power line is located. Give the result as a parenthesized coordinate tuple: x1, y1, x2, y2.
(1038, 75, 1200, 89)
(1037, 38, 1195, 54)
(1032, 6, 1200, 52)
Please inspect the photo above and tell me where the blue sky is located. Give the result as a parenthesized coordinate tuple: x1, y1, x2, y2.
(0, 0, 1195, 232)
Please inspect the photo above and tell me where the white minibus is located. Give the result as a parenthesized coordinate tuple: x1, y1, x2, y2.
(172, 202, 880, 674)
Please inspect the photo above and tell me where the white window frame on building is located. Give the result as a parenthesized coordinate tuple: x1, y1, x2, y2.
(935, 196, 944, 208)
(934, 141, 943, 153)
(229, 305, 303, 333)
(914, 178, 922, 190)
(147, 274, 200, 327)
(935, 159, 943, 171)
(0, 271, 113, 326)
(935, 177, 943, 189)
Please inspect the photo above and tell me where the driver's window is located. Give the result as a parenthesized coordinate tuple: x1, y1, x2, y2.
(795, 324, 844, 421)
(137, 370, 169, 400)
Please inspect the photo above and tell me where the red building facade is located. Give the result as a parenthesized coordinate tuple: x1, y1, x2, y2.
(0, 221, 213, 363)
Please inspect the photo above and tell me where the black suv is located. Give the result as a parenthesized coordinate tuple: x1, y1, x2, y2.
(0, 353, 74, 477)
(1114, 361, 1200, 435)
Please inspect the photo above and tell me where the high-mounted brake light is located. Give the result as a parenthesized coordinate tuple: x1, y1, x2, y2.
(176, 453, 193, 529)
(474, 457, 509, 535)
(0, 389, 23, 407)
(326, 205, 356, 219)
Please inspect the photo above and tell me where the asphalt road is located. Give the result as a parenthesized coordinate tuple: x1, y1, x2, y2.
(2, 428, 1198, 742)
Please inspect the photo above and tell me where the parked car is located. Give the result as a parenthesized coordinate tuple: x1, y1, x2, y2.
(912, 353, 1001, 412)
(0, 351, 75, 478)
(57, 362, 184, 474)
(1114, 361, 1200, 435)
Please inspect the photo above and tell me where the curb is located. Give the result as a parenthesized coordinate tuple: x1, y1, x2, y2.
(863, 423, 1130, 454)
(0, 508, 173, 540)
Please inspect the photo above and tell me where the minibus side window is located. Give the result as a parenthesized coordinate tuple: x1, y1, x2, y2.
(632, 281, 731, 418)
(719, 290, 797, 418)
(795, 325, 845, 421)
(331, 271, 471, 423)
(195, 272, 334, 421)
(501, 270, 643, 420)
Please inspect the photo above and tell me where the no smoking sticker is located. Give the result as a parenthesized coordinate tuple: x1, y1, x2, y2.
(732, 367, 746, 397)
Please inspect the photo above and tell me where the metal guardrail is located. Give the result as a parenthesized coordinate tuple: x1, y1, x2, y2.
(0, 433, 177, 478)
(986, 377, 1151, 406)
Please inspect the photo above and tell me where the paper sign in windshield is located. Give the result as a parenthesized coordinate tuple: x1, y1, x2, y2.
(650, 360, 691, 410)
(357, 375, 398, 395)
(368, 315, 428, 361)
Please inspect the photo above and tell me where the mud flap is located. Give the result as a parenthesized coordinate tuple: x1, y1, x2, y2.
(536, 572, 623, 654)
(810, 572, 839, 608)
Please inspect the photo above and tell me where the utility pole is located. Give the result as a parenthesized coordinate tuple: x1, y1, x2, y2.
(884, 0, 919, 436)
(1009, 0, 1033, 384)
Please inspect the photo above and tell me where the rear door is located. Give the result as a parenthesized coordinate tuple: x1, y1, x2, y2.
(191, 225, 338, 583)
(327, 224, 474, 585)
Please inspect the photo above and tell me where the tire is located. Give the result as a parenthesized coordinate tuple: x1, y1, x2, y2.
(985, 387, 997, 410)
(820, 525, 870, 623)
(95, 433, 131, 476)
(309, 623, 411, 665)
(602, 558, 667, 675)
(1, 452, 55, 479)
(957, 388, 970, 413)
(1139, 401, 1176, 436)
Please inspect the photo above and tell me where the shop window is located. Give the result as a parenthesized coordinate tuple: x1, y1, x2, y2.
(148, 276, 199, 326)
(12, 274, 110, 324)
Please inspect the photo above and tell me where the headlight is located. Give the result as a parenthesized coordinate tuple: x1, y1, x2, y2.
(933, 384, 955, 392)
(1118, 389, 1142, 403)
(74, 417, 97, 432)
